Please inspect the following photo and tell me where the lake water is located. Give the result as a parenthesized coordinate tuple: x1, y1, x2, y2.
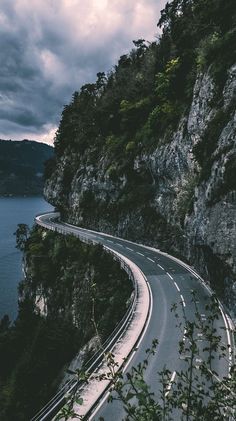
(0, 197, 54, 321)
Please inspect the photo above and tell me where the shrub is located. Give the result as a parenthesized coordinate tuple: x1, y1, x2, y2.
(106, 164, 119, 182)
(196, 32, 221, 71)
(193, 107, 232, 181)
(176, 175, 198, 226)
(125, 141, 136, 153)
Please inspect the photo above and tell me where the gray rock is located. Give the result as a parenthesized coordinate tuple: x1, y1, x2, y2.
(44, 65, 236, 317)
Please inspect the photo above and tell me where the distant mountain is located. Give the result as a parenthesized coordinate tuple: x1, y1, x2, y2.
(0, 139, 54, 195)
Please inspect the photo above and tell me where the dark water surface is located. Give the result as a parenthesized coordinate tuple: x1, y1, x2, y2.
(0, 197, 53, 320)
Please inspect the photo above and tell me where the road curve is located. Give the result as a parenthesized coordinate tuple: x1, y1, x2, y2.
(35, 212, 234, 421)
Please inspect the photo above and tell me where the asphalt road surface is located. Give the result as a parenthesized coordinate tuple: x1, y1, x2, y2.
(36, 214, 231, 420)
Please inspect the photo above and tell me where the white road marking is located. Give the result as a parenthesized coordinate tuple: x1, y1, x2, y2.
(218, 305, 233, 368)
(122, 350, 136, 372)
(174, 282, 180, 292)
(88, 390, 110, 420)
(197, 333, 203, 341)
(183, 328, 187, 342)
(89, 282, 153, 418)
(180, 295, 186, 307)
(158, 264, 164, 271)
(137, 252, 144, 256)
(135, 282, 153, 349)
(167, 272, 173, 280)
(107, 240, 113, 243)
(195, 358, 203, 369)
(88, 279, 154, 421)
(180, 354, 191, 360)
(126, 247, 133, 251)
(39, 215, 234, 402)
(147, 257, 155, 263)
(165, 371, 176, 396)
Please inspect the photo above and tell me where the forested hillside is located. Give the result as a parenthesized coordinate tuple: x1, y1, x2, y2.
(1, 0, 235, 418)
(45, 0, 236, 316)
(0, 139, 53, 195)
(0, 227, 132, 420)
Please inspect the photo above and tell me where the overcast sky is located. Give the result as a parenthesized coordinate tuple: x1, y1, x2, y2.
(0, 0, 167, 145)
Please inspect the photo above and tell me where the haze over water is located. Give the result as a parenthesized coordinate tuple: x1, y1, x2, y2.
(0, 197, 53, 320)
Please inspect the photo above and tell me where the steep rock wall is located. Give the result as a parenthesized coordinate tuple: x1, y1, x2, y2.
(45, 66, 236, 315)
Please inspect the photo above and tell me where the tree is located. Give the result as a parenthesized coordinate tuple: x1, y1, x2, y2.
(14, 223, 30, 251)
(0, 314, 10, 332)
(58, 295, 235, 420)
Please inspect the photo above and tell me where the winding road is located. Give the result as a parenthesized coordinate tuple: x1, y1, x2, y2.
(34, 212, 234, 421)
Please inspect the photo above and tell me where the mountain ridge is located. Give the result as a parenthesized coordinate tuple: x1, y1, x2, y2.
(0, 139, 54, 196)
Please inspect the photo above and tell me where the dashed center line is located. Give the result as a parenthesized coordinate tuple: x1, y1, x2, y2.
(167, 272, 173, 280)
(107, 240, 113, 243)
(165, 371, 176, 397)
(174, 281, 180, 292)
(158, 264, 165, 271)
(180, 295, 186, 307)
(147, 257, 155, 263)
(137, 252, 144, 256)
(183, 328, 187, 342)
(195, 358, 203, 369)
(126, 247, 133, 251)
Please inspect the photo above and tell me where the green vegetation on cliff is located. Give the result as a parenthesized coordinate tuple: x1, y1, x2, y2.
(44, 0, 236, 316)
(0, 226, 132, 420)
(52, 0, 236, 156)
(46, 0, 236, 218)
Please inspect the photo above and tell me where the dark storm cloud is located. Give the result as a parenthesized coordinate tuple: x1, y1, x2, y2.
(0, 0, 166, 143)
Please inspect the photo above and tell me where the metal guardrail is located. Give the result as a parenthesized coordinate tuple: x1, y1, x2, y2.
(34, 214, 236, 421)
(31, 215, 139, 421)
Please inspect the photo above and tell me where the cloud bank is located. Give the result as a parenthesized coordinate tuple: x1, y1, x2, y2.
(0, 0, 166, 144)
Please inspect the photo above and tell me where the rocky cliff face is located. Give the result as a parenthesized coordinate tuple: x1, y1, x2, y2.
(44, 65, 236, 316)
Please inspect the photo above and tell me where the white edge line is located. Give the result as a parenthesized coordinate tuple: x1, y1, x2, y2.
(36, 215, 152, 420)
(88, 391, 109, 420)
(37, 214, 235, 375)
(218, 304, 233, 368)
(135, 282, 153, 349)
(174, 281, 180, 292)
(81, 218, 235, 373)
(142, 243, 235, 374)
(180, 295, 186, 307)
(88, 279, 153, 420)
